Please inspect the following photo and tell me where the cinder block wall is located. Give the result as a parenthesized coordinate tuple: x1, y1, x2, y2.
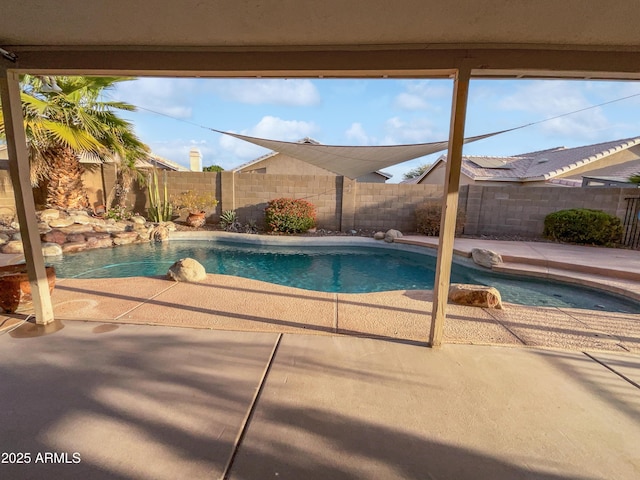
(464, 185, 631, 237)
(2, 166, 635, 237)
(0, 170, 16, 218)
(234, 174, 341, 230)
(354, 183, 444, 231)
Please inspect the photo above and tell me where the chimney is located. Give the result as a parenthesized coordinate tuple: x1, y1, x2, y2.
(189, 148, 202, 172)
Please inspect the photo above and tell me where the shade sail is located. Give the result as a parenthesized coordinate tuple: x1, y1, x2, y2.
(213, 129, 510, 179)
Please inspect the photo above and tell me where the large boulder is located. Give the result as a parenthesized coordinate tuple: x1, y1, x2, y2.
(42, 230, 68, 245)
(1, 240, 24, 254)
(41, 242, 63, 257)
(39, 209, 60, 222)
(471, 248, 503, 269)
(149, 225, 169, 242)
(448, 283, 503, 309)
(384, 229, 403, 243)
(167, 258, 207, 283)
(373, 231, 385, 240)
(49, 217, 75, 228)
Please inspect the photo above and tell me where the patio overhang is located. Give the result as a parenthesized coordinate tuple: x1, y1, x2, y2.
(3, 1, 640, 346)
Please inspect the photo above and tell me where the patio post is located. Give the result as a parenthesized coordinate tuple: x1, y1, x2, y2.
(429, 65, 471, 347)
(0, 69, 55, 324)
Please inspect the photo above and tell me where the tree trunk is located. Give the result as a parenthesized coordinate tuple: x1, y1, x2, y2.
(43, 146, 89, 210)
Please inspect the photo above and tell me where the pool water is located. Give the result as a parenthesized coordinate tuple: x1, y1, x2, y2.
(46, 240, 640, 313)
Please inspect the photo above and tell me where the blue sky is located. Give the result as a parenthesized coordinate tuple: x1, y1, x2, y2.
(110, 78, 640, 182)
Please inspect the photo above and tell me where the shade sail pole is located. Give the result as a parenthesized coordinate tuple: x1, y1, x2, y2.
(0, 70, 55, 324)
(429, 65, 471, 347)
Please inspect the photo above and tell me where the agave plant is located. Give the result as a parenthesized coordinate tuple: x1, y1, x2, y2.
(219, 209, 237, 230)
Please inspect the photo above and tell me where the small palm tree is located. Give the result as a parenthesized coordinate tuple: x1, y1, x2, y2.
(1, 75, 148, 210)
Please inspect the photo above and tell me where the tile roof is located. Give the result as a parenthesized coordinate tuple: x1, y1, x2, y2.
(433, 136, 640, 182)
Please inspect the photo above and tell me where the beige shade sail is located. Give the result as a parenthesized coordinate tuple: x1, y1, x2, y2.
(214, 129, 511, 179)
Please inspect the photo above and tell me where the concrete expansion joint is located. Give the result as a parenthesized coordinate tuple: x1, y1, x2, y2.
(114, 281, 179, 320)
(583, 351, 640, 390)
(333, 293, 339, 333)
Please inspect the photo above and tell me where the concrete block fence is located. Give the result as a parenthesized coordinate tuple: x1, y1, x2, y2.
(0, 166, 634, 238)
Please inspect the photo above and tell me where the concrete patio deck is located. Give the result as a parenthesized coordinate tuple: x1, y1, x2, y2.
(1, 322, 639, 479)
(1, 238, 639, 478)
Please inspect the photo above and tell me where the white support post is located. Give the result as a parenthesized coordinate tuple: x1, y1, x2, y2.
(429, 66, 471, 347)
(0, 70, 55, 324)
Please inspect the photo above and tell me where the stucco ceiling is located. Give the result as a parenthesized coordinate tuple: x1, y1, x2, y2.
(2, 0, 640, 49)
(2, 1, 640, 79)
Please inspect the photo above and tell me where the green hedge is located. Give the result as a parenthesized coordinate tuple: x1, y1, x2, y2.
(543, 208, 623, 245)
(265, 198, 316, 233)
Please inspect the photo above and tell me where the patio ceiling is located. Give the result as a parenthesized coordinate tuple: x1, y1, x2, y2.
(2, 1, 640, 79)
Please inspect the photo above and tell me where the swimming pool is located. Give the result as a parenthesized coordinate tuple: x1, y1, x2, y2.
(46, 239, 640, 313)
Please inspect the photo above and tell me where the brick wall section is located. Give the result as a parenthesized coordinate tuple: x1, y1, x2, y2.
(354, 182, 444, 231)
(234, 174, 342, 230)
(1, 167, 636, 236)
(0, 169, 16, 218)
(468, 186, 631, 237)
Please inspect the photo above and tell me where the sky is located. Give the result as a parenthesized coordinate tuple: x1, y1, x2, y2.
(109, 77, 640, 182)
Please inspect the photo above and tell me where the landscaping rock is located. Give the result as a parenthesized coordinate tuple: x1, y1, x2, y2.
(132, 215, 146, 225)
(39, 209, 60, 222)
(49, 217, 75, 228)
(167, 258, 207, 283)
(41, 242, 63, 257)
(384, 229, 403, 243)
(58, 224, 91, 234)
(66, 233, 86, 243)
(373, 231, 385, 240)
(161, 221, 177, 232)
(0, 233, 9, 245)
(1, 240, 23, 254)
(12, 232, 21, 241)
(38, 222, 52, 234)
(62, 241, 88, 253)
(471, 248, 503, 269)
(113, 232, 139, 245)
(42, 230, 68, 245)
(85, 236, 113, 249)
(448, 283, 503, 309)
(70, 214, 93, 225)
(149, 225, 169, 242)
(94, 223, 127, 233)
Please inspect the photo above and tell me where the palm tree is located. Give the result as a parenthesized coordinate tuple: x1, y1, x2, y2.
(0, 75, 149, 210)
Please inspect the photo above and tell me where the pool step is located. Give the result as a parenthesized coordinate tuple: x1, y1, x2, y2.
(494, 261, 640, 302)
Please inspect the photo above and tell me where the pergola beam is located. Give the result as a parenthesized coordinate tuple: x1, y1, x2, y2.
(429, 65, 471, 347)
(0, 70, 55, 325)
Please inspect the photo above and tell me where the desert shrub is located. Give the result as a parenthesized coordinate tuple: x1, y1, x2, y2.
(415, 201, 466, 236)
(543, 208, 623, 245)
(265, 198, 316, 233)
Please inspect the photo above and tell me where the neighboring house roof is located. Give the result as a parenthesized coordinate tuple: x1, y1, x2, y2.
(232, 137, 392, 179)
(0, 145, 189, 172)
(414, 136, 640, 184)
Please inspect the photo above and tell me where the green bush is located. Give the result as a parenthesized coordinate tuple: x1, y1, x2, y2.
(415, 201, 465, 236)
(265, 198, 316, 233)
(543, 208, 623, 245)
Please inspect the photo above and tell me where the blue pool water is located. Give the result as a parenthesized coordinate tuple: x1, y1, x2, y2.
(46, 240, 640, 313)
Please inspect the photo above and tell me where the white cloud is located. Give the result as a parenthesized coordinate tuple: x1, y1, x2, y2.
(394, 80, 451, 111)
(113, 78, 196, 119)
(382, 117, 438, 144)
(218, 116, 318, 162)
(497, 81, 612, 140)
(345, 123, 372, 145)
(213, 79, 320, 106)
